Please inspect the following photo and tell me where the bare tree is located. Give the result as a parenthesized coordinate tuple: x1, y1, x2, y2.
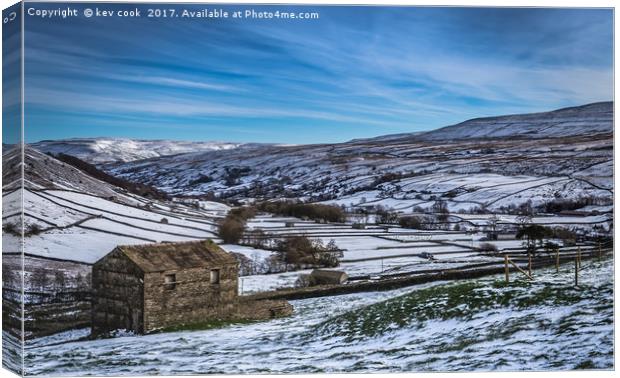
(433, 200, 449, 222)
(53, 271, 67, 293)
(31, 270, 50, 292)
(75, 272, 91, 291)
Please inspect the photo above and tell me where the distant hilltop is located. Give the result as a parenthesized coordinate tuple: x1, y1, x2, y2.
(414, 101, 613, 142)
(354, 102, 613, 144)
(31, 138, 244, 164)
(30, 102, 613, 164)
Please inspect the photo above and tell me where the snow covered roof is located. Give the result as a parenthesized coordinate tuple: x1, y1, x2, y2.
(116, 240, 237, 273)
(310, 269, 349, 285)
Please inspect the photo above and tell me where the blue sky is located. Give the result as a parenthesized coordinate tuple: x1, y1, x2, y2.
(22, 4, 613, 144)
(3, 2, 21, 145)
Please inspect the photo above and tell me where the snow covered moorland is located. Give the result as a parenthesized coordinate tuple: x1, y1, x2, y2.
(2, 102, 614, 374)
(31, 138, 244, 164)
(101, 102, 613, 217)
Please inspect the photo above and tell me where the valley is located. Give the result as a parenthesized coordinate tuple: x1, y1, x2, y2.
(2, 101, 614, 374)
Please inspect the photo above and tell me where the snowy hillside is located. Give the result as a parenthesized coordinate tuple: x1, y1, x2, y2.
(4, 146, 132, 200)
(2, 147, 229, 263)
(14, 101, 614, 267)
(412, 102, 613, 141)
(31, 138, 244, 163)
(83, 102, 611, 215)
(25, 260, 613, 375)
(102, 132, 613, 215)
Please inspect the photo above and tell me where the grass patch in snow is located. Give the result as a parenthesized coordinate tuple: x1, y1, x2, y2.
(311, 265, 612, 342)
(159, 318, 256, 333)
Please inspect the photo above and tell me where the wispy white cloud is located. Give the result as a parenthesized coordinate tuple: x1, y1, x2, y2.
(25, 85, 412, 129)
(23, 6, 613, 143)
(106, 75, 242, 93)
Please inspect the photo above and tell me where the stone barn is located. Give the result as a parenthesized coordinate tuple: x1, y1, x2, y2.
(92, 240, 239, 335)
(309, 269, 349, 286)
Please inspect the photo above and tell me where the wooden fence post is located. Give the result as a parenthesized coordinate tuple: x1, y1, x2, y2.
(527, 250, 532, 277)
(577, 246, 582, 269)
(507, 256, 533, 281)
(555, 249, 560, 273)
(504, 254, 509, 284)
(574, 257, 579, 286)
(599, 242, 602, 259)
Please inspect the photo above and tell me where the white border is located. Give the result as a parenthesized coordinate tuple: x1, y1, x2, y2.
(0, 1, 616, 378)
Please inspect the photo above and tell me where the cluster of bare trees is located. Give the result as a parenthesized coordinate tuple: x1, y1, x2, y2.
(29, 270, 91, 294)
(21, 270, 92, 304)
(233, 252, 283, 276)
(274, 236, 341, 270)
(234, 236, 341, 276)
(256, 201, 346, 223)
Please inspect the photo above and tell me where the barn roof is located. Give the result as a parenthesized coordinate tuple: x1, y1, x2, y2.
(310, 269, 348, 283)
(116, 240, 237, 273)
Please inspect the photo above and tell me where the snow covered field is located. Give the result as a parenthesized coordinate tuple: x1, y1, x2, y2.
(6, 188, 221, 263)
(23, 259, 613, 375)
(17, 185, 589, 293)
(233, 216, 495, 293)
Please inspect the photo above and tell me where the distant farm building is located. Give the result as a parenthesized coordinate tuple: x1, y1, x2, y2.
(285, 221, 295, 228)
(559, 210, 590, 217)
(92, 240, 239, 335)
(309, 269, 349, 286)
(497, 233, 517, 240)
(485, 231, 498, 240)
(485, 231, 516, 241)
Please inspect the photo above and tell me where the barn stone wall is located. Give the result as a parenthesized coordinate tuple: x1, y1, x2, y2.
(142, 263, 238, 332)
(236, 299, 294, 320)
(92, 249, 293, 335)
(91, 249, 144, 335)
